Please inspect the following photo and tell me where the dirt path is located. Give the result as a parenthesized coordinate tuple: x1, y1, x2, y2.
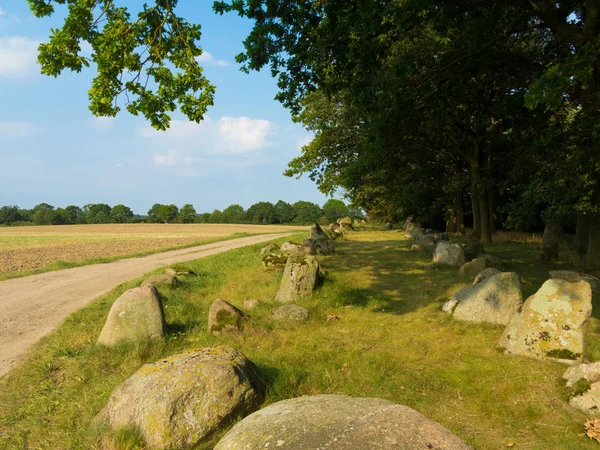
(0, 233, 292, 379)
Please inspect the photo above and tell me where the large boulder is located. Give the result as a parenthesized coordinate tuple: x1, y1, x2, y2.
(260, 243, 279, 255)
(214, 395, 471, 450)
(327, 223, 344, 240)
(140, 273, 179, 288)
(95, 346, 264, 449)
(458, 257, 488, 279)
(498, 279, 592, 362)
(308, 222, 329, 239)
(419, 232, 449, 246)
(443, 272, 522, 325)
(570, 382, 600, 415)
(275, 255, 321, 303)
(208, 299, 245, 335)
(462, 242, 485, 262)
(550, 270, 600, 294)
(433, 241, 466, 267)
(97, 286, 166, 347)
(302, 237, 335, 255)
(473, 267, 501, 285)
(337, 217, 354, 231)
(563, 362, 600, 388)
(273, 304, 310, 322)
(261, 253, 288, 271)
(407, 226, 424, 241)
(281, 241, 303, 256)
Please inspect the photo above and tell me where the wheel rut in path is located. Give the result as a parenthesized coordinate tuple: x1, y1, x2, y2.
(0, 233, 292, 379)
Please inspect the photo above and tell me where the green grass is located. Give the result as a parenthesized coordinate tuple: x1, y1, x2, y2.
(1, 230, 599, 449)
(0, 232, 256, 281)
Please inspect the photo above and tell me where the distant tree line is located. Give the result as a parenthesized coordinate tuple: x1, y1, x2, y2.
(0, 199, 361, 226)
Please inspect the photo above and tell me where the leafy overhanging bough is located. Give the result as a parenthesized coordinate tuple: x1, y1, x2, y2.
(28, 0, 214, 130)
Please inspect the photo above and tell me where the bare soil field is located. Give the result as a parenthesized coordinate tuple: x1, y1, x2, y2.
(0, 223, 306, 276)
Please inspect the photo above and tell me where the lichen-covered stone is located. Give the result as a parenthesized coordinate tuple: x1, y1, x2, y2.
(550, 270, 600, 294)
(140, 273, 179, 287)
(498, 279, 592, 362)
(563, 362, 600, 388)
(273, 304, 310, 322)
(281, 241, 303, 255)
(458, 257, 488, 279)
(208, 299, 245, 335)
(419, 232, 448, 246)
(97, 285, 166, 347)
(308, 223, 328, 239)
(443, 272, 522, 325)
(337, 217, 354, 231)
(164, 267, 192, 277)
(433, 241, 466, 267)
(570, 381, 600, 415)
(95, 346, 264, 449)
(275, 255, 321, 303)
(259, 243, 279, 255)
(473, 268, 501, 285)
(407, 226, 424, 241)
(385, 222, 393, 229)
(261, 253, 288, 270)
(302, 237, 335, 255)
(214, 395, 471, 450)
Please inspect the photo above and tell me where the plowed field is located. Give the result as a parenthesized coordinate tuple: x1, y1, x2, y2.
(0, 223, 306, 276)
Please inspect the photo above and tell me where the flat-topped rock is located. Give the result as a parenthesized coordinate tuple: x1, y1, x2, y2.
(550, 270, 599, 293)
(499, 279, 592, 362)
(214, 395, 471, 450)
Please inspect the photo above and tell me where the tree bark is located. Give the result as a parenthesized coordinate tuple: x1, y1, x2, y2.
(456, 189, 465, 234)
(540, 221, 562, 262)
(478, 186, 492, 243)
(470, 184, 481, 239)
(586, 215, 600, 270)
(488, 188, 497, 235)
(575, 212, 590, 254)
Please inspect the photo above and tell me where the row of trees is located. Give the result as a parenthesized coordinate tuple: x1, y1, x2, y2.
(0, 200, 359, 226)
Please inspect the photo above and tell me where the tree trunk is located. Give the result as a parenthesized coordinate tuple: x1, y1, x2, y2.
(470, 185, 481, 239)
(478, 187, 492, 243)
(540, 221, 562, 262)
(488, 188, 497, 235)
(456, 189, 465, 234)
(576, 213, 590, 254)
(586, 215, 600, 270)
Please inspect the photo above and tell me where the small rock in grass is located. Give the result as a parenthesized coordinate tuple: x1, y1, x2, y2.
(563, 362, 600, 388)
(273, 304, 310, 322)
(141, 273, 179, 287)
(208, 299, 245, 335)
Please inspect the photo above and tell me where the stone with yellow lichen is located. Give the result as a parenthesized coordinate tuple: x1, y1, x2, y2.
(93, 345, 264, 449)
(498, 279, 592, 362)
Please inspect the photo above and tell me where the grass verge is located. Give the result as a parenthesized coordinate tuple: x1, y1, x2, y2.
(1, 230, 599, 449)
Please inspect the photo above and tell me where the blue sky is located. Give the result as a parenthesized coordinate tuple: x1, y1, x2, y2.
(0, 1, 330, 214)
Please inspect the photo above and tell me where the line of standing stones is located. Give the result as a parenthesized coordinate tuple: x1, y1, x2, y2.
(403, 217, 600, 417)
(89, 219, 473, 449)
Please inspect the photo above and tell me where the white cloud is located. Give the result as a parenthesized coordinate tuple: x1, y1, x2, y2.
(219, 116, 274, 151)
(87, 116, 116, 131)
(0, 36, 40, 78)
(0, 8, 20, 25)
(0, 122, 42, 138)
(297, 135, 314, 151)
(154, 150, 177, 166)
(195, 51, 231, 67)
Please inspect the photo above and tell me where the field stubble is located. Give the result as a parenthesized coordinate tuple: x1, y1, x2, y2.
(0, 223, 306, 277)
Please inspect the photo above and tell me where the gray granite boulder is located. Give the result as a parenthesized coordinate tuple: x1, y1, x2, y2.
(273, 304, 310, 322)
(302, 226, 335, 255)
(458, 257, 488, 279)
(433, 241, 466, 267)
(98, 285, 166, 347)
(95, 346, 264, 449)
(563, 362, 600, 388)
(214, 395, 471, 450)
(275, 255, 321, 303)
(419, 232, 448, 246)
(443, 272, 522, 325)
(498, 279, 592, 362)
(570, 382, 600, 415)
(473, 268, 501, 285)
(550, 270, 600, 294)
(208, 299, 245, 335)
(281, 241, 303, 255)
